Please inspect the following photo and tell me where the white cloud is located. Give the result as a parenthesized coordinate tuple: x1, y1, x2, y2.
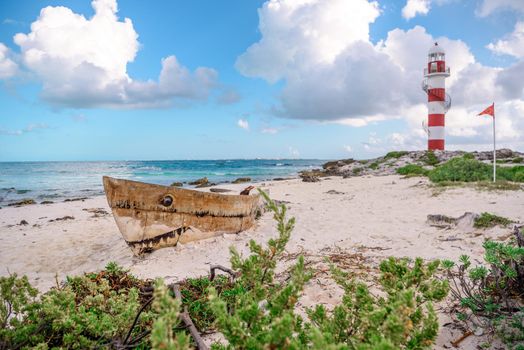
(0, 123, 49, 136)
(236, 0, 479, 123)
(343, 145, 352, 153)
(476, 0, 524, 17)
(9, 0, 217, 108)
(235, 0, 380, 83)
(261, 127, 278, 134)
(236, 1, 524, 151)
(0, 43, 17, 79)
(237, 118, 249, 130)
(402, 0, 431, 20)
(487, 21, 524, 58)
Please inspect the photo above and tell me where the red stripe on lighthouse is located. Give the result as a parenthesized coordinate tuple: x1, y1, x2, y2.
(428, 140, 444, 150)
(428, 114, 445, 126)
(427, 88, 445, 102)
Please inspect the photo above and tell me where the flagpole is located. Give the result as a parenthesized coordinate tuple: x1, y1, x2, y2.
(493, 103, 496, 183)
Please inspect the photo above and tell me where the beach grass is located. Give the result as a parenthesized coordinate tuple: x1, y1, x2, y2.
(473, 212, 513, 228)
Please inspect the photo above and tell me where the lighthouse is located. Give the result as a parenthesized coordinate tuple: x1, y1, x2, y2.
(422, 42, 451, 150)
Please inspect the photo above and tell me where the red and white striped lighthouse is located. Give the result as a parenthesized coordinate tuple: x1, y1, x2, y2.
(423, 42, 451, 150)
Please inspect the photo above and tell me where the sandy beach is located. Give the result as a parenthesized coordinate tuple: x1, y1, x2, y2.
(1, 174, 522, 348)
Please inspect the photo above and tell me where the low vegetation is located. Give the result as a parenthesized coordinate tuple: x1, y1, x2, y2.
(422, 150, 440, 166)
(368, 161, 380, 170)
(431, 180, 522, 193)
(428, 155, 524, 183)
(384, 150, 408, 159)
(1, 191, 452, 349)
(396, 164, 429, 177)
(443, 227, 524, 349)
(474, 212, 514, 228)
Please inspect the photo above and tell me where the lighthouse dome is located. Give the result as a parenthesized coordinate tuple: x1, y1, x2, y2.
(429, 42, 445, 55)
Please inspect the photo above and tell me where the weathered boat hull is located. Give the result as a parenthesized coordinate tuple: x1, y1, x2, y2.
(103, 176, 260, 255)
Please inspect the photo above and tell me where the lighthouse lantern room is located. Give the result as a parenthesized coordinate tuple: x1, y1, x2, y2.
(422, 42, 451, 151)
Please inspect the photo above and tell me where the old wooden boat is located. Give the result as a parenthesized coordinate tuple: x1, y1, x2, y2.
(103, 176, 260, 255)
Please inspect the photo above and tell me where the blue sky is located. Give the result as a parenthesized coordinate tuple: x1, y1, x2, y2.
(0, 0, 523, 161)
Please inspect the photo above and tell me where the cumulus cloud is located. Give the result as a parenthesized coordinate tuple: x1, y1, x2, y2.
(0, 43, 17, 79)
(236, 0, 380, 83)
(236, 0, 480, 124)
(476, 0, 524, 17)
(487, 21, 524, 58)
(237, 118, 249, 130)
(8, 0, 217, 108)
(402, 0, 431, 20)
(236, 0, 524, 150)
(343, 145, 353, 153)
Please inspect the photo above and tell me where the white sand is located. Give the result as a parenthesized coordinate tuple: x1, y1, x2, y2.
(0, 175, 522, 348)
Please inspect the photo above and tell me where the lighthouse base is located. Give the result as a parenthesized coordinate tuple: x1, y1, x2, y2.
(428, 139, 444, 150)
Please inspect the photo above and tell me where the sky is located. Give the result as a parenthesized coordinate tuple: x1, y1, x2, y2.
(0, 0, 523, 161)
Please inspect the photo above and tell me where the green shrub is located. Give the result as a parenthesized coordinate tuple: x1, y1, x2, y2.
(368, 161, 380, 170)
(513, 157, 523, 164)
(429, 155, 524, 183)
(428, 156, 492, 182)
(1, 191, 450, 350)
(498, 165, 524, 182)
(352, 167, 363, 175)
(0, 263, 155, 349)
(151, 279, 190, 350)
(209, 190, 449, 349)
(474, 212, 513, 228)
(385, 151, 408, 159)
(308, 258, 448, 349)
(443, 235, 524, 348)
(209, 190, 312, 349)
(397, 164, 429, 176)
(422, 150, 439, 166)
(179, 275, 243, 331)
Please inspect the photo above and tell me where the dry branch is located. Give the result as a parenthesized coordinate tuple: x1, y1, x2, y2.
(209, 265, 237, 282)
(171, 284, 209, 350)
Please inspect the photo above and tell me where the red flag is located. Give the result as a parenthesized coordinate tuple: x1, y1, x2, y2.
(478, 103, 495, 118)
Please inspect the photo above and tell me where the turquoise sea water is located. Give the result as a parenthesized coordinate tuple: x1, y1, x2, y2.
(0, 159, 324, 206)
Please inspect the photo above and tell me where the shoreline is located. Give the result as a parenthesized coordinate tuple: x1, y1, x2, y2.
(0, 174, 303, 207)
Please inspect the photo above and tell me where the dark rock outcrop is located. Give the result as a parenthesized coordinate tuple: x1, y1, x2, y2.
(8, 199, 36, 207)
(189, 177, 209, 186)
(232, 177, 251, 184)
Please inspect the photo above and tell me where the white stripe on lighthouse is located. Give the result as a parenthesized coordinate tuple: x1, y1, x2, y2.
(428, 76, 445, 89)
(428, 101, 445, 114)
(428, 126, 445, 140)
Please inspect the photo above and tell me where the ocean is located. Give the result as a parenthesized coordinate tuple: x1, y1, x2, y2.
(0, 159, 325, 206)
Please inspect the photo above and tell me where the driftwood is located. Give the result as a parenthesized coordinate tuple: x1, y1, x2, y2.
(210, 264, 237, 282)
(450, 330, 473, 348)
(427, 212, 478, 230)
